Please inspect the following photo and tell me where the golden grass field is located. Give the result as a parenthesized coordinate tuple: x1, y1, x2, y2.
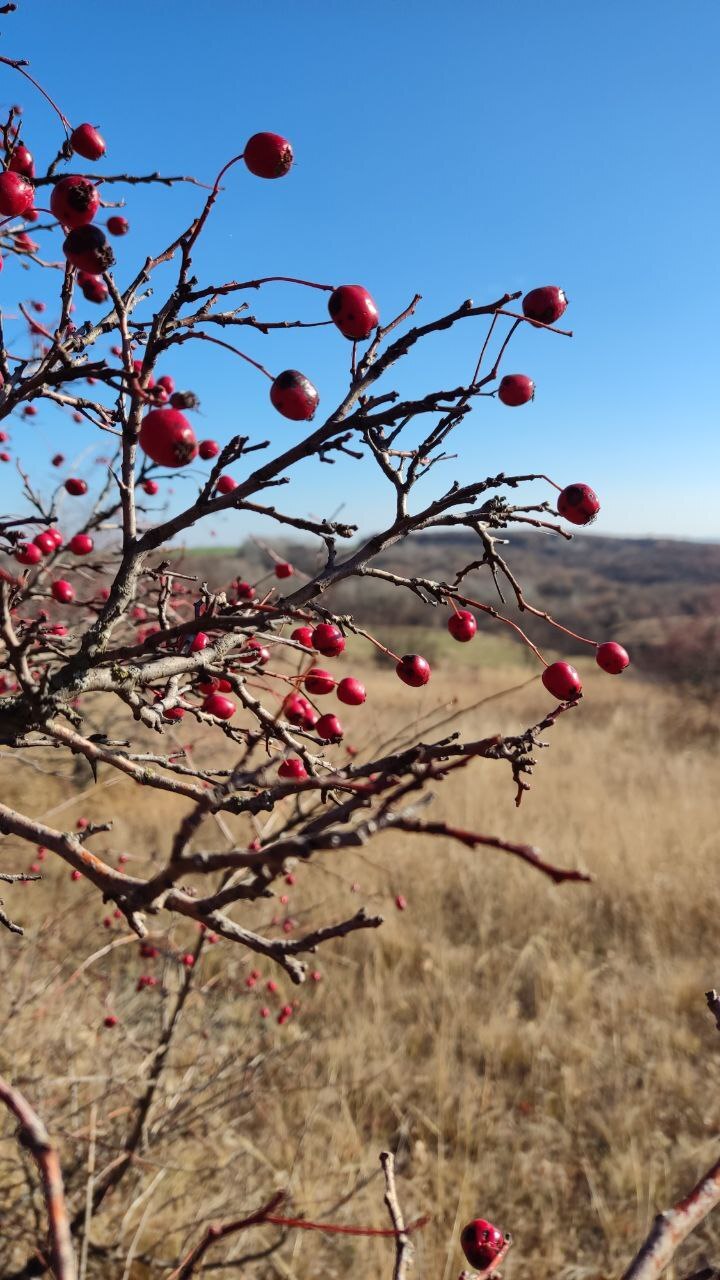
(1, 638, 719, 1279)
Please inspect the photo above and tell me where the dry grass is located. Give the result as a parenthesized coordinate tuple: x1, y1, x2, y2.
(1, 649, 719, 1279)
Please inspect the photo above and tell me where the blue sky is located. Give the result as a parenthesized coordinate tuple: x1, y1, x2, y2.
(1, 0, 718, 542)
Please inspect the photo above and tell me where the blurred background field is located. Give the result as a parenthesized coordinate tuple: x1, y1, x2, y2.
(1, 590, 719, 1278)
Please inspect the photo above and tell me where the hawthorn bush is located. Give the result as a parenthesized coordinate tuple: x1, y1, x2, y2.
(2, 19, 716, 1280)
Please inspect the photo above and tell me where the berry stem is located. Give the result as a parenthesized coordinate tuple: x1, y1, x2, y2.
(494, 307, 573, 337)
(188, 332, 274, 381)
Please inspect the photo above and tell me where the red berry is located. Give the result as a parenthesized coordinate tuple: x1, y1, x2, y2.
(52, 453, 65, 467)
(33, 531, 57, 555)
(522, 285, 568, 326)
(198, 438, 219, 459)
(316, 713, 343, 741)
(447, 609, 477, 642)
(182, 953, 195, 967)
(139, 408, 198, 467)
(0, 452, 9, 463)
(8, 143, 34, 178)
(71, 868, 82, 881)
(270, 370, 319, 421)
(15, 543, 42, 566)
(291, 625, 314, 648)
(243, 132, 293, 179)
(234, 580, 255, 600)
(103, 1014, 118, 1028)
(0, 431, 7, 442)
(68, 533, 93, 555)
(51, 579, 74, 604)
(337, 676, 366, 705)
(260, 1006, 271, 1018)
(0, 171, 34, 217)
(283, 693, 312, 725)
(311, 623, 345, 657)
(460, 1219, 506, 1271)
(396, 654, 431, 687)
(63, 225, 115, 274)
(216, 474, 236, 494)
(107, 215, 129, 236)
(274, 561, 293, 579)
(70, 123, 106, 161)
(557, 483, 600, 525)
(541, 661, 582, 701)
(304, 667, 335, 696)
(47, 528, 63, 547)
(142, 479, 159, 495)
(64, 477, 88, 496)
(157, 374, 174, 395)
(189, 632, 209, 653)
(237, 638, 270, 665)
(22, 405, 37, 417)
(202, 692, 235, 720)
(279, 757, 307, 780)
(51, 175, 100, 229)
(596, 641, 630, 675)
(395, 894, 407, 911)
(498, 374, 535, 406)
(79, 274, 108, 304)
(216, 679, 233, 692)
(328, 284, 379, 341)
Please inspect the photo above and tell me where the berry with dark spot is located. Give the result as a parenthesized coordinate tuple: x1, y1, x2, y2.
(541, 661, 582, 701)
(396, 654, 431, 687)
(107, 215, 129, 235)
(460, 1219, 506, 1272)
(0, 171, 34, 216)
(70, 123, 106, 161)
(304, 668, 335, 696)
(270, 369, 319, 421)
(64, 477, 87, 496)
(51, 175, 100, 229)
(596, 641, 630, 674)
(63, 225, 115, 274)
(139, 408, 198, 467)
(243, 132, 293, 178)
(316, 713, 343, 741)
(328, 285, 379, 340)
(522, 285, 568, 326)
(557, 482, 600, 525)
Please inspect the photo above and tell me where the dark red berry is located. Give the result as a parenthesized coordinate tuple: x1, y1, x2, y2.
(448, 609, 477, 642)
(557, 483, 600, 525)
(234, 580, 255, 600)
(68, 533, 93, 555)
(243, 132, 293, 179)
(52, 453, 65, 467)
(8, 143, 34, 178)
(460, 1219, 506, 1271)
(202, 692, 235, 719)
(596, 641, 630, 675)
(498, 374, 535, 406)
(328, 284, 379, 341)
(522, 285, 568, 327)
(216, 474, 236, 494)
(283, 693, 312, 725)
(63, 225, 115, 274)
(279, 757, 307, 780)
(291, 625, 314, 648)
(337, 676, 366, 705)
(198, 439, 219, 460)
(103, 1013, 119, 1028)
(237, 638, 270, 664)
(541, 661, 582, 701)
(396, 654, 431, 687)
(64, 477, 87, 496)
(139, 408, 198, 467)
(51, 579, 74, 604)
(304, 667, 335, 696)
(0, 171, 34, 216)
(274, 561, 293, 579)
(70, 123, 106, 161)
(311, 623, 345, 657)
(51, 175, 100, 229)
(270, 370, 319, 421)
(316, 713, 343, 741)
(107, 215, 129, 236)
(142, 479, 159, 495)
(79, 273, 108, 304)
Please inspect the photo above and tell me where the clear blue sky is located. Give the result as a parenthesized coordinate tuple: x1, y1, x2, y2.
(1, 0, 718, 542)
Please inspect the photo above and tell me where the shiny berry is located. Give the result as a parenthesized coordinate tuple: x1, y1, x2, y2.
(243, 132, 293, 179)
(70, 123, 106, 161)
(33, 531, 57, 555)
(311, 623, 345, 657)
(557, 483, 600, 525)
(15, 543, 42, 566)
(542, 661, 582, 701)
(0, 171, 34, 216)
(157, 375, 174, 395)
(103, 1014, 118, 1028)
(216, 474, 236, 494)
(64, 477, 87, 496)
(202, 692, 235, 719)
(198, 439, 219, 459)
(8, 143, 34, 178)
(68, 533, 93, 555)
(304, 668, 335, 696)
(107, 215, 128, 236)
(279, 757, 307, 780)
(275, 561, 293, 579)
(63, 225, 115, 274)
(337, 676, 366, 705)
(51, 579, 75, 604)
(283, 693, 312, 725)
(396, 654, 431, 687)
(139, 408, 198, 467)
(270, 369, 319, 421)
(448, 609, 477, 642)
(596, 641, 630, 675)
(316, 713, 343, 741)
(291, 625, 314, 648)
(142, 479, 159, 495)
(522, 285, 568, 326)
(237, 638, 270, 664)
(328, 285, 379, 340)
(460, 1219, 506, 1271)
(498, 374, 534, 406)
(51, 175, 100, 229)
(47, 528, 63, 547)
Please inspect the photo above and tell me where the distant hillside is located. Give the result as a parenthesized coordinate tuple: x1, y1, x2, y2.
(178, 532, 720, 691)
